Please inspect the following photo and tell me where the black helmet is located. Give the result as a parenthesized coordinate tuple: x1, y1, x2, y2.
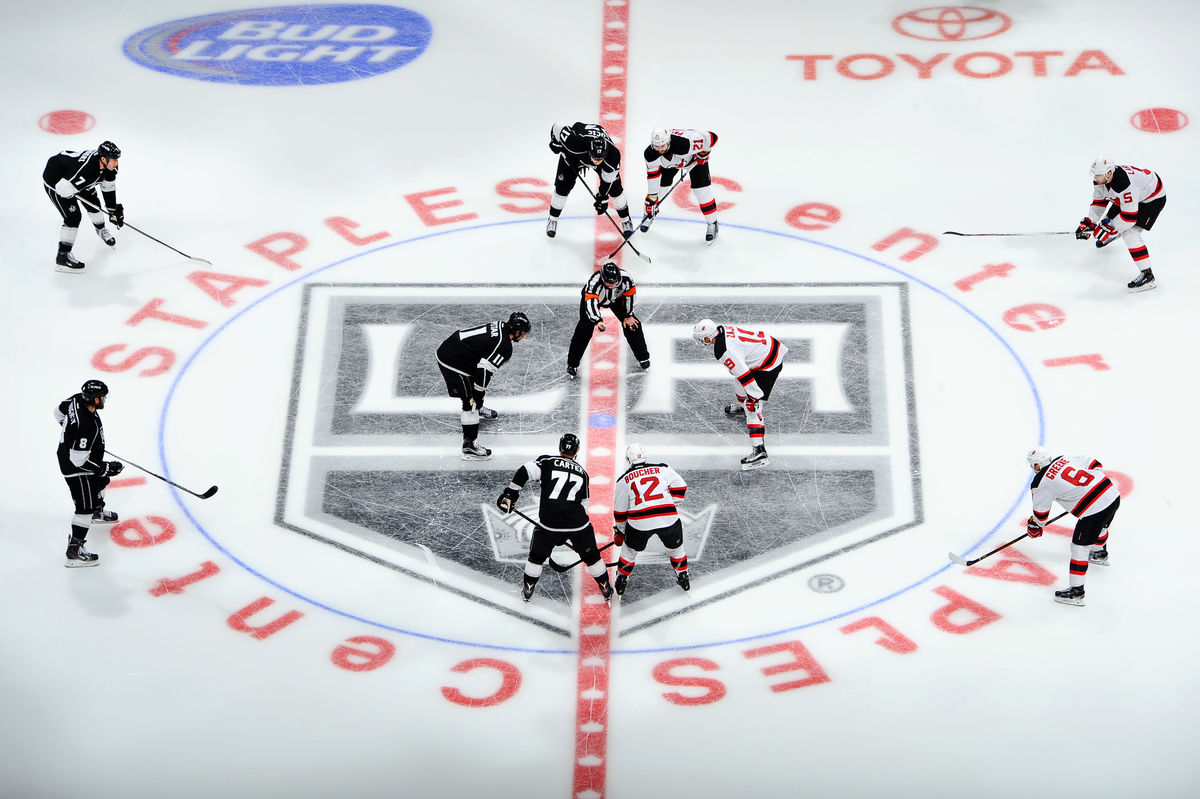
(586, 132, 607, 161)
(81, 379, 109, 400)
(98, 141, 121, 159)
(559, 433, 580, 457)
(505, 311, 531, 336)
(600, 262, 621, 284)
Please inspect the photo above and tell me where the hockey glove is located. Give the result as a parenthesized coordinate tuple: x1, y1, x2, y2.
(497, 487, 519, 513)
(644, 194, 659, 218)
(594, 196, 609, 215)
(549, 140, 564, 155)
(1074, 218, 1095, 240)
(108, 203, 125, 229)
(104, 460, 125, 477)
(613, 526, 625, 548)
(1094, 218, 1119, 248)
(1026, 517, 1043, 538)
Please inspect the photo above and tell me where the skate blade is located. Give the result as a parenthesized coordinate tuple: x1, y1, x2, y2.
(91, 518, 118, 526)
(1053, 595, 1085, 607)
(65, 559, 100, 568)
(1128, 283, 1157, 293)
(460, 452, 492, 461)
(54, 265, 86, 274)
(740, 458, 770, 471)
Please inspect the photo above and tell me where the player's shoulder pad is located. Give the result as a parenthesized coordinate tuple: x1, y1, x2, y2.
(642, 144, 660, 162)
(1110, 167, 1131, 193)
(713, 335, 727, 358)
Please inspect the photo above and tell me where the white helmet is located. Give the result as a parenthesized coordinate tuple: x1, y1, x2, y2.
(625, 442, 646, 466)
(693, 318, 719, 345)
(1090, 157, 1114, 178)
(650, 128, 670, 150)
(1026, 446, 1054, 470)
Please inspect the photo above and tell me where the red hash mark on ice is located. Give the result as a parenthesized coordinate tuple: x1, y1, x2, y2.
(573, 2, 631, 798)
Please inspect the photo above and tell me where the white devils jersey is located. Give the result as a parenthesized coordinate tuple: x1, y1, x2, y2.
(1088, 165, 1165, 231)
(1030, 454, 1119, 523)
(644, 128, 716, 171)
(613, 462, 687, 533)
(713, 325, 788, 399)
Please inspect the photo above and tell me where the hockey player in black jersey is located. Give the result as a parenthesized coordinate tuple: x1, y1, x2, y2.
(565, 261, 650, 377)
(545, 121, 634, 239)
(497, 433, 614, 602)
(437, 311, 531, 460)
(42, 141, 124, 273)
(55, 380, 125, 567)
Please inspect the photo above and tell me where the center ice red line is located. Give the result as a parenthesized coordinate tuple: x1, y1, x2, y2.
(572, 2, 631, 797)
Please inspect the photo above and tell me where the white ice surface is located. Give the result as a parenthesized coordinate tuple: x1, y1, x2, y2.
(2, 2, 1199, 798)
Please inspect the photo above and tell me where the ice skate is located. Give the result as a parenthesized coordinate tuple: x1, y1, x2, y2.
(1088, 546, 1110, 567)
(477, 406, 498, 421)
(92, 509, 119, 524)
(705, 220, 719, 243)
(638, 359, 650, 371)
(546, 218, 558, 238)
(55, 250, 86, 273)
(566, 365, 577, 379)
(639, 213, 656, 233)
(1127, 271, 1156, 293)
(65, 544, 100, 568)
(724, 403, 745, 416)
(597, 575, 614, 602)
(1053, 585, 1086, 606)
(740, 445, 769, 470)
(676, 570, 691, 591)
(461, 440, 492, 461)
(621, 218, 634, 239)
(614, 572, 628, 596)
(95, 226, 116, 247)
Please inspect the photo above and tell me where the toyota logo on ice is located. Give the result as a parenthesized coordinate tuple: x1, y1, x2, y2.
(892, 6, 1012, 41)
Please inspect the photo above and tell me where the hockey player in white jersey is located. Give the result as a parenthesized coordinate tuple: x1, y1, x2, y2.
(642, 127, 719, 242)
(1075, 158, 1166, 293)
(693, 320, 788, 470)
(1025, 447, 1121, 606)
(611, 443, 690, 596)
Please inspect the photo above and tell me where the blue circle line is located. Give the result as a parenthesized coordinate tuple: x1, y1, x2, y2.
(157, 215, 1043, 655)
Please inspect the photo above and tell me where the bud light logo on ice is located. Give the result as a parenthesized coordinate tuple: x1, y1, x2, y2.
(124, 4, 432, 86)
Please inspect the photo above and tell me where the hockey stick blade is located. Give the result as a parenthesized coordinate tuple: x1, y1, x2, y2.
(947, 551, 970, 566)
(943, 231, 1072, 237)
(199, 486, 219, 499)
(949, 510, 1070, 567)
(104, 449, 219, 500)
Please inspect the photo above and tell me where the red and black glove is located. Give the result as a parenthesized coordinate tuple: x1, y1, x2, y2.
(613, 526, 625, 548)
(1074, 217, 1095, 240)
(1094, 218, 1119, 248)
(1026, 517, 1044, 538)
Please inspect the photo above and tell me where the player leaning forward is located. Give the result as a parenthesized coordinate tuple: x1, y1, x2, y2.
(436, 311, 531, 460)
(643, 127, 719, 242)
(693, 320, 788, 470)
(1076, 157, 1166, 293)
(42, 140, 124, 273)
(1025, 447, 1120, 606)
(55, 380, 125, 566)
(497, 434, 614, 602)
(612, 443, 691, 596)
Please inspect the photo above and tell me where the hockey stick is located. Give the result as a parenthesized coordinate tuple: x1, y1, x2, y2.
(105, 450, 219, 499)
(947, 510, 1069, 566)
(505, 507, 617, 572)
(573, 170, 652, 264)
(638, 159, 696, 233)
(943, 231, 1072, 237)
(75, 195, 213, 264)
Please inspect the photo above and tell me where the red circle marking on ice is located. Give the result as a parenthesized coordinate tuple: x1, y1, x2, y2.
(1130, 107, 1188, 133)
(39, 110, 95, 135)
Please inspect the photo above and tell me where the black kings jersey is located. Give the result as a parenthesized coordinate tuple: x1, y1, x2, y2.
(55, 394, 106, 477)
(509, 454, 591, 532)
(436, 320, 514, 394)
(43, 149, 117, 198)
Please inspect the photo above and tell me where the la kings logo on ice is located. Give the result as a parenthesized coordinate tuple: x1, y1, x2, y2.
(277, 284, 921, 635)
